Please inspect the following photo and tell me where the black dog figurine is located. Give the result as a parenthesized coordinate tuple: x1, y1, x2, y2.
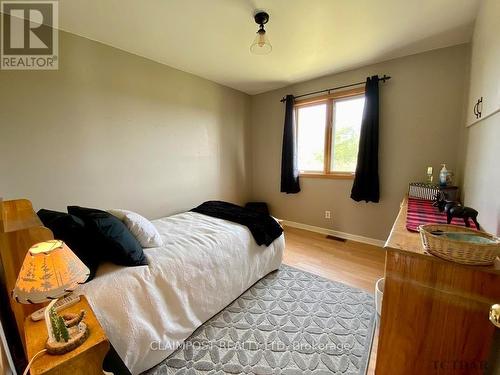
(433, 192, 480, 229)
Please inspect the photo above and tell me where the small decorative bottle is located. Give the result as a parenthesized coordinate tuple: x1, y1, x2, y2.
(439, 164, 448, 187)
(426, 166, 433, 184)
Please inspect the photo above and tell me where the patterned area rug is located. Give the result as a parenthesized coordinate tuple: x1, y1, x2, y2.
(144, 265, 375, 375)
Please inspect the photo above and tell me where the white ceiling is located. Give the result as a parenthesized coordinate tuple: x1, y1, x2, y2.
(58, 0, 480, 95)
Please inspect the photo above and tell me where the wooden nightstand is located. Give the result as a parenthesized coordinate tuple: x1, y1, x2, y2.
(24, 295, 110, 375)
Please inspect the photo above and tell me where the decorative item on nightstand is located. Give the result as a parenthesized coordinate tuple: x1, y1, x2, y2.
(13, 240, 90, 355)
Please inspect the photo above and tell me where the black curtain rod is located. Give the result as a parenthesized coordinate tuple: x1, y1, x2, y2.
(280, 74, 391, 102)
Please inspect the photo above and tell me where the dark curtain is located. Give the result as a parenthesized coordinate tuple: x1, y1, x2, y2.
(351, 75, 380, 203)
(280, 95, 301, 193)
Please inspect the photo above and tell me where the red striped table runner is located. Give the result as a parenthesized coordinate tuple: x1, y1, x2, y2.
(406, 197, 478, 232)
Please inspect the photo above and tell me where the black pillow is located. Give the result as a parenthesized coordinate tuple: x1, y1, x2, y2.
(67, 206, 147, 267)
(37, 209, 99, 281)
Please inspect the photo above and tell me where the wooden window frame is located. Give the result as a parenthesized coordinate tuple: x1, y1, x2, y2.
(295, 87, 365, 179)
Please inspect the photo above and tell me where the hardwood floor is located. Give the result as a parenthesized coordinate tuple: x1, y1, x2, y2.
(282, 225, 386, 375)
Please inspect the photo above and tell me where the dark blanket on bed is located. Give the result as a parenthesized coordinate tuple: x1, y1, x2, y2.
(191, 201, 283, 246)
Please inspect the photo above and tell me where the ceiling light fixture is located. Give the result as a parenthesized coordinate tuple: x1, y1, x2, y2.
(250, 11, 272, 55)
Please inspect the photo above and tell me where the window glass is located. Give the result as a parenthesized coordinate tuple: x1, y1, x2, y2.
(297, 104, 327, 172)
(330, 96, 365, 173)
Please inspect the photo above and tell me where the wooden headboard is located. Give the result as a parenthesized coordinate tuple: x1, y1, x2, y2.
(0, 198, 53, 351)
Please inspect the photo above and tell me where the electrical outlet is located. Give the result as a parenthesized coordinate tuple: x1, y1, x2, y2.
(325, 210, 331, 219)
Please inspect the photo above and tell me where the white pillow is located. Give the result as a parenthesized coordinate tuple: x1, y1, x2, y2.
(108, 209, 163, 248)
(107, 209, 130, 221)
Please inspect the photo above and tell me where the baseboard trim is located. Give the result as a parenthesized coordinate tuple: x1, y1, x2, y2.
(281, 220, 386, 248)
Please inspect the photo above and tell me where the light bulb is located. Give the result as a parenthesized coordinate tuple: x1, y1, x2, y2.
(258, 32, 266, 47)
(250, 29, 272, 55)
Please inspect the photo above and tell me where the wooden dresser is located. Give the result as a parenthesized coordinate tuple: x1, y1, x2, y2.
(375, 197, 500, 375)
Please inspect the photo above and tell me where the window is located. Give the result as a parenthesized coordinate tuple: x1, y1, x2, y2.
(297, 103, 326, 172)
(296, 88, 365, 178)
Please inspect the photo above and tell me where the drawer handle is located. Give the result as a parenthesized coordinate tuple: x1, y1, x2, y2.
(490, 304, 500, 328)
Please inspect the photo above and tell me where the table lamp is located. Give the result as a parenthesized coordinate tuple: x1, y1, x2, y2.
(13, 240, 90, 354)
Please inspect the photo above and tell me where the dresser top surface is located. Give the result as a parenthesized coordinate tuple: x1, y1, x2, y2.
(385, 196, 500, 275)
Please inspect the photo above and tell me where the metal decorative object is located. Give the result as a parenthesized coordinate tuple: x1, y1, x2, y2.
(490, 304, 500, 328)
(433, 192, 480, 229)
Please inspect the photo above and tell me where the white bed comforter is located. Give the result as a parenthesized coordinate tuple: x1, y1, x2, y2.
(79, 212, 285, 374)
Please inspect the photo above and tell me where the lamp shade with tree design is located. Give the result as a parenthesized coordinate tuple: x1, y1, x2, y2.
(13, 240, 91, 355)
(13, 240, 90, 304)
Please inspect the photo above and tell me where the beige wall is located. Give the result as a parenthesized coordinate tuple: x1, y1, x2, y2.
(0, 31, 475, 241)
(463, 118, 500, 234)
(250, 45, 469, 241)
(462, 0, 500, 235)
(465, 0, 500, 126)
(0, 31, 251, 219)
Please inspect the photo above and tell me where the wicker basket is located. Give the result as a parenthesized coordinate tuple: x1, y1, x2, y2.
(419, 224, 500, 265)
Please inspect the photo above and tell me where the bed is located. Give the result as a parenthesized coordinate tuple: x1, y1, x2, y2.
(78, 211, 285, 374)
(0, 199, 284, 375)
